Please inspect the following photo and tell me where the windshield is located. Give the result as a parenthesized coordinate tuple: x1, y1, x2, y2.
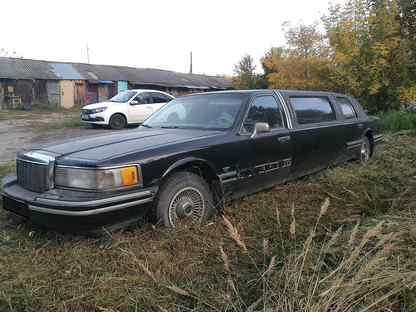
(142, 93, 245, 130)
(109, 90, 137, 103)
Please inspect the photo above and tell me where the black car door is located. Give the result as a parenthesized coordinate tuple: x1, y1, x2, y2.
(332, 96, 363, 160)
(285, 94, 344, 177)
(230, 94, 293, 196)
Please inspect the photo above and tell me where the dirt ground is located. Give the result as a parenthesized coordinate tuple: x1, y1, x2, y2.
(0, 110, 122, 164)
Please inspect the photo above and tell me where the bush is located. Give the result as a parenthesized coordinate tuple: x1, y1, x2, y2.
(378, 110, 416, 133)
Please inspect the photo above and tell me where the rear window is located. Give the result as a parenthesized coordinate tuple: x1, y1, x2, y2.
(151, 92, 172, 103)
(336, 97, 357, 119)
(290, 97, 336, 125)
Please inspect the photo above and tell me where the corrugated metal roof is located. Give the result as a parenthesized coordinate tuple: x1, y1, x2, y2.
(0, 57, 58, 79)
(0, 57, 231, 89)
(50, 63, 84, 80)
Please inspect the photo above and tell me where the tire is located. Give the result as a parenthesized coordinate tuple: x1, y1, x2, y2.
(109, 114, 127, 130)
(156, 172, 215, 227)
(360, 136, 371, 162)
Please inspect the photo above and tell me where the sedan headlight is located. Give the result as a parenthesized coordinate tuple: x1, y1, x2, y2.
(55, 165, 141, 190)
(90, 107, 107, 114)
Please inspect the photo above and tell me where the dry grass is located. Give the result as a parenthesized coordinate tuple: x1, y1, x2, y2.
(0, 133, 415, 311)
(0, 106, 81, 120)
(0, 108, 82, 129)
(216, 208, 416, 312)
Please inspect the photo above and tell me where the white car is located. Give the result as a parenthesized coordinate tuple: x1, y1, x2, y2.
(81, 89, 174, 129)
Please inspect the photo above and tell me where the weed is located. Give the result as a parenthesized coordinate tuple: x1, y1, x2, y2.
(0, 134, 415, 311)
(378, 110, 416, 133)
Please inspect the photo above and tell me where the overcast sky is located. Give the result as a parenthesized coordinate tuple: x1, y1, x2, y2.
(1, 0, 343, 76)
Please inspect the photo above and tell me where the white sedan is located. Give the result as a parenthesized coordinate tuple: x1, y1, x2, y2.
(81, 89, 174, 129)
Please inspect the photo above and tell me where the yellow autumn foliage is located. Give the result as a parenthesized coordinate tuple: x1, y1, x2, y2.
(259, 0, 415, 111)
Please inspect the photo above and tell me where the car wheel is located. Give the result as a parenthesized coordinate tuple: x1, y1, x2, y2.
(109, 114, 127, 130)
(156, 172, 215, 227)
(360, 136, 371, 162)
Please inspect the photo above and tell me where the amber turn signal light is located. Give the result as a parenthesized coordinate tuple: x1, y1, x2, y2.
(121, 166, 139, 186)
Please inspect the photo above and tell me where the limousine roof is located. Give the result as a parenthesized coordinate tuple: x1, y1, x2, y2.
(190, 89, 349, 98)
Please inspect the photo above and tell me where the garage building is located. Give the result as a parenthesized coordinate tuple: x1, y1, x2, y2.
(0, 57, 232, 110)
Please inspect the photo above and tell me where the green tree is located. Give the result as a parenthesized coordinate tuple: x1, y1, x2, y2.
(233, 54, 259, 89)
(323, 0, 414, 111)
(256, 0, 414, 111)
(283, 21, 327, 79)
(262, 23, 330, 90)
(399, 0, 416, 76)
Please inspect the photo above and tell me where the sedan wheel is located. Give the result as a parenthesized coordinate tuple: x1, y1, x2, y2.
(109, 114, 126, 130)
(156, 172, 215, 227)
(360, 137, 371, 162)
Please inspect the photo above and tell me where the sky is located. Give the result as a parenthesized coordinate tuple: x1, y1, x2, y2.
(0, 0, 344, 76)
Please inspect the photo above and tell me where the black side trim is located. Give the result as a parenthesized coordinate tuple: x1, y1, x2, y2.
(346, 139, 363, 150)
(374, 134, 384, 143)
(219, 171, 238, 184)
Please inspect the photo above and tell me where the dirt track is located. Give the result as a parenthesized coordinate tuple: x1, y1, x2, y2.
(0, 111, 120, 164)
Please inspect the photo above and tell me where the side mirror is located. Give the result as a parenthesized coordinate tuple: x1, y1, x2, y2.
(130, 100, 139, 105)
(251, 122, 270, 138)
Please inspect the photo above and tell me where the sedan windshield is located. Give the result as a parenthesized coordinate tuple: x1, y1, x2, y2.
(109, 90, 137, 103)
(142, 93, 245, 130)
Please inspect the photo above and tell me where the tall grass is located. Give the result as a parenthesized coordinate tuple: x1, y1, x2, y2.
(378, 110, 416, 133)
(136, 200, 416, 312)
(0, 134, 416, 311)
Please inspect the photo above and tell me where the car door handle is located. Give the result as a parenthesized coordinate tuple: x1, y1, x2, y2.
(278, 136, 291, 143)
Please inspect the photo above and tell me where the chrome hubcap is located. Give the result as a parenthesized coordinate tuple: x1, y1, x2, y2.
(168, 187, 205, 226)
(361, 141, 370, 161)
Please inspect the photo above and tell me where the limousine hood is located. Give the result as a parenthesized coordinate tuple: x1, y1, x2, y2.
(37, 128, 224, 163)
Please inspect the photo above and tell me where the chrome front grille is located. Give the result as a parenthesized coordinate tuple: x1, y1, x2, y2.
(16, 159, 50, 193)
(82, 108, 94, 114)
(16, 151, 55, 193)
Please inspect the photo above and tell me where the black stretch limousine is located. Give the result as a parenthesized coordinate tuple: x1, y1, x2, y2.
(2, 90, 383, 231)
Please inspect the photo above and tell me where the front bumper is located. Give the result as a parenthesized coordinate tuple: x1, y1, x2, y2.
(1, 175, 157, 232)
(80, 112, 108, 124)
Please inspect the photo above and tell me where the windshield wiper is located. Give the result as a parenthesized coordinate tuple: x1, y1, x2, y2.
(160, 125, 180, 129)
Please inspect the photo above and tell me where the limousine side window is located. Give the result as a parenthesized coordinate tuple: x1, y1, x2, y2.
(336, 97, 357, 119)
(290, 96, 336, 125)
(242, 95, 285, 133)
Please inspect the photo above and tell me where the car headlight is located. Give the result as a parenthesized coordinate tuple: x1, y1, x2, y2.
(54, 165, 141, 190)
(91, 107, 107, 114)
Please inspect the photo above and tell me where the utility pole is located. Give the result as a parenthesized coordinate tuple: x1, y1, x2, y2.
(86, 44, 90, 64)
(189, 51, 193, 74)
